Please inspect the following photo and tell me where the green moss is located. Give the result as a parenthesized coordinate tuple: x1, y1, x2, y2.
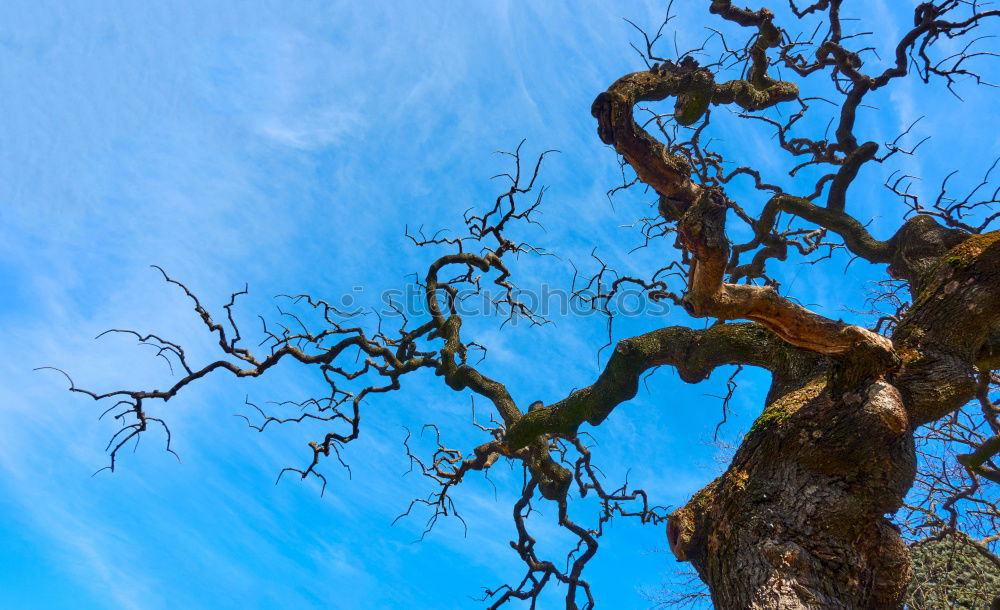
(910, 230, 1000, 313)
(944, 230, 1000, 268)
(689, 481, 717, 512)
(754, 408, 788, 428)
(674, 90, 711, 126)
(750, 373, 826, 434)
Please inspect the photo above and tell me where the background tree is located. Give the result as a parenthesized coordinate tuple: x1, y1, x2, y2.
(20, 0, 1000, 608)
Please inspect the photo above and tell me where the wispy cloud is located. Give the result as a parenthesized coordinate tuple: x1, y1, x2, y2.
(3, 1, 995, 608)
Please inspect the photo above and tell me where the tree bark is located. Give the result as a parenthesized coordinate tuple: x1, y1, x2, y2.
(667, 230, 1000, 609)
(668, 373, 915, 608)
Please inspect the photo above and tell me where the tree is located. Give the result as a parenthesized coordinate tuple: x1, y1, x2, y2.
(50, 1, 1000, 608)
(907, 531, 1000, 608)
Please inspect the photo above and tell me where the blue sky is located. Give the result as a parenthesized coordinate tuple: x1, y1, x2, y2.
(1, 1, 998, 609)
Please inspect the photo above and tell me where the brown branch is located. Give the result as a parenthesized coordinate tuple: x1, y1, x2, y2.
(505, 322, 815, 451)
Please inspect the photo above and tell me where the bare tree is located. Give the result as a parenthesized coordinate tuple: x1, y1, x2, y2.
(51, 1, 1000, 608)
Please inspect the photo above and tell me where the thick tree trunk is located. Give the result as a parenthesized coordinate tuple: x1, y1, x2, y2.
(665, 231, 1000, 609)
(669, 374, 917, 609)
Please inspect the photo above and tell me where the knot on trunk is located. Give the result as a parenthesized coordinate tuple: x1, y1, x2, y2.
(673, 68, 715, 126)
(828, 327, 900, 393)
(677, 187, 729, 259)
(886, 214, 969, 290)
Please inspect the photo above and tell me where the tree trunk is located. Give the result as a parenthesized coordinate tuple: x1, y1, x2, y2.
(669, 373, 917, 609)
(665, 229, 1000, 609)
